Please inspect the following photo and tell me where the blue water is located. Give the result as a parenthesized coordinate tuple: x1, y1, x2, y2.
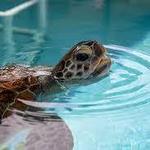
(0, 0, 150, 149)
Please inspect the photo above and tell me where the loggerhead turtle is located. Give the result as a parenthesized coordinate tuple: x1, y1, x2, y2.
(0, 40, 111, 150)
(0, 40, 111, 119)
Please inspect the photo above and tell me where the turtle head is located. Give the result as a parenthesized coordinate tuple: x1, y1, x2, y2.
(52, 40, 111, 80)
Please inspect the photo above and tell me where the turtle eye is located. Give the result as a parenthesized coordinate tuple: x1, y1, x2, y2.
(76, 53, 89, 61)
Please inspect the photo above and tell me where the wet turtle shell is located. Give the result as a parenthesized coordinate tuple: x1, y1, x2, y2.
(0, 64, 53, 119)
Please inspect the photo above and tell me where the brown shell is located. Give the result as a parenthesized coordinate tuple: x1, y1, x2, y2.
(0, 65, 52, 119)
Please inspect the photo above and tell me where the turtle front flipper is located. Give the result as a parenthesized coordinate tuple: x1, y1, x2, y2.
(0, 88, 17, 120)
(0, 87, 37, 121)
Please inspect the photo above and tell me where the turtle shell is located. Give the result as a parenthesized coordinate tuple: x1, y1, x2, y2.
(0, 65, 52, 119)
(0, 65, 74, 150)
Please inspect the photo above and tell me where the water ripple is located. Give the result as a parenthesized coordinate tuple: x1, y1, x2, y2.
(10, 45, 150, 118)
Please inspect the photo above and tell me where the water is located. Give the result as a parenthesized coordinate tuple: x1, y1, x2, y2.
(0, 0, 150, 149)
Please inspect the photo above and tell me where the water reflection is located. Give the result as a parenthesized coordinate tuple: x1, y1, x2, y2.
(1, 116, 73, 150)
(0, 100, 73, 150)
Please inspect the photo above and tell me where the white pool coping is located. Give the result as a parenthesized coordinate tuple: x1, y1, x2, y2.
(0, 0, 38, 17)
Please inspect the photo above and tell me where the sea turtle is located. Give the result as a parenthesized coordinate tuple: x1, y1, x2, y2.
(0, 40, 111, 149)
(0, 40, 111, 118)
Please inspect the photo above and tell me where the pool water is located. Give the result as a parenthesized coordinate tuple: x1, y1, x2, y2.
(0, 0, 150, 149)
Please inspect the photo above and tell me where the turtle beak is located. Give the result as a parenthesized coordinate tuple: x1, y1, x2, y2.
(92, 55, 111, 77)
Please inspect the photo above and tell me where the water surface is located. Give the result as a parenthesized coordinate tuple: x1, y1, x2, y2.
(0, 0, 150, 149)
